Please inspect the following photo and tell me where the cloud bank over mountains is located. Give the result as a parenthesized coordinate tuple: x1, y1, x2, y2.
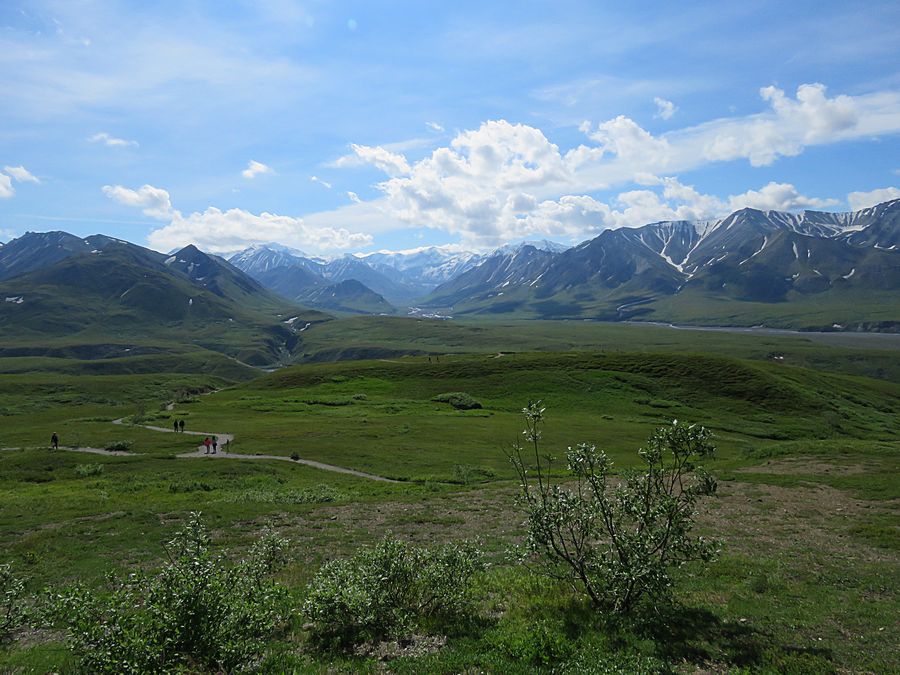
(103, 82, 899, 254)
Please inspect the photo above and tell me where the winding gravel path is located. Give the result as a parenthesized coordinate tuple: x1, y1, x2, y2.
(5, 413, 400, 483)
(112, 417, 399, 483)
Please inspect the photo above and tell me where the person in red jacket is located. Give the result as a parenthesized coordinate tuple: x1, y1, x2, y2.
(203, 437, 212, 454)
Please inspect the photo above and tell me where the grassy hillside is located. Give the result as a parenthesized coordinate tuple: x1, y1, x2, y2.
(294, 315, 900, 382)
(1, 343, 897, 672)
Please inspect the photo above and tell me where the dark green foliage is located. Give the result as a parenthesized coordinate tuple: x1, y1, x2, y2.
(44, 513, 288, 673)
(0, 564, 26, 642)
(302, 537, 484, 648)
(485, 618, 576, 665)
(509, 403, 718, 614)
(103, 440, 133, 452)
(432, 391, 483, 409)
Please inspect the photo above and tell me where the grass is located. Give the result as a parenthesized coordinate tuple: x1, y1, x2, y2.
(0, 322, 898, 672)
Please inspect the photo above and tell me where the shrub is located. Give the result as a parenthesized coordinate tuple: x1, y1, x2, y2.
(290, 451, 301, 461)
(167, 480, 214, 494)
(507, 402, 718, 614)
(302, 537, 484, 648)
(45, 513, 288, 673)
(486, 618, 575, 665)
(0, 563, 27, 642)
(453, 464, 496, 485)
(74, 463, 104, 478)
(351, 393, 368, 401)
(104, 440, 133, 452)
(432, 392, 483, 410)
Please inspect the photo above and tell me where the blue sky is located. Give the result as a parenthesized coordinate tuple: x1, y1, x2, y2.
(2, 0, 899, 254)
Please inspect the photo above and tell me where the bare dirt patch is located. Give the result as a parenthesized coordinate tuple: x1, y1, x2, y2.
(697, 480, 897, 565)
(736, 457, 877, 476)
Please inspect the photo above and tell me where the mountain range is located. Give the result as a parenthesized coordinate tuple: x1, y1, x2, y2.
(418, 200, 900, 331)
(0, 231, 326, 371)
(226, 244, 486, 312)
(1, 200, 898, 345)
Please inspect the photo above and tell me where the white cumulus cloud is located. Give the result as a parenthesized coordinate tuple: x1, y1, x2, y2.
(347, 191, 361, 203)
(0, 174, 13, 199)
(847, 186, 900, 210)
(88, 132, 138, 148)
(242, 160, 274, 179)
(728, 182, 839, 211)
(654, 97, 677, 120)
(102, 184, 176, 219)
(147, 207, 373, 254)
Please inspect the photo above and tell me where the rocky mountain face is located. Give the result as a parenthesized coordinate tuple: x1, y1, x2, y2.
(418, 200, 900, 330)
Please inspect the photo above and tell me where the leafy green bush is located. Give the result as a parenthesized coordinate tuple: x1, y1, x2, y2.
(302, 537, 484, 648)
(0, 563, 27, 642)
(45, 513, 288, 673)
(508, 402, 718, 614)
(104, 440, 133, 452)
(74, 463, 104, 478)
(432, 392, 483, 410)
(486, 618, 575, 665)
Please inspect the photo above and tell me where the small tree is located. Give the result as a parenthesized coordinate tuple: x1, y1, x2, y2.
(507, 402, 718, 614)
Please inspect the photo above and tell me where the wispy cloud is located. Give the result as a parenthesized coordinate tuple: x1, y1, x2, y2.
(242, 160, 275, 179)
(653, 97, 677, 120)
(88, 132, 138, 148)
(0, 165, 40, 198)
(3, 166, 41, 184)
(310, 175, 332, 189)
(426, 121, 444, 132)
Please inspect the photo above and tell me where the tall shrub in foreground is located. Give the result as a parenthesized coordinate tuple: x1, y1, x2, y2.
(507, 402, 718, 614)
(302, 537, 484, 648)
(46, 513, 288, 673)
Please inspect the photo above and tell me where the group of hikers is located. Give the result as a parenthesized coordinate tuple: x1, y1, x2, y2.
(49, 422, 220, 455)
(173, 418, 220, 454)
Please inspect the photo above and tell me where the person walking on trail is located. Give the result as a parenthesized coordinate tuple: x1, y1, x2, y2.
(203, 437, 212, 454)
(173, 420, 178, 433)
(51, 432, 59, 450)
(178, 419, 185, 433)
(211, 436, 218, 454)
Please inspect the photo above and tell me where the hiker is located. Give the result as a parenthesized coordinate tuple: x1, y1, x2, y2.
(51, 432, 59, 450)
(211, 436, 218, 454)
(178, 419, 185, 433)
(203, 437, 212, 454)
(173, 420, 178, 433)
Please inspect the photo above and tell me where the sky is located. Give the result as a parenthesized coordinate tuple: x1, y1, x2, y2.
(2, 0, 899, 256)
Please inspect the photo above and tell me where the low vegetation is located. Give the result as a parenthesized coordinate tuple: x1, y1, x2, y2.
(45, 514, 288, 673)
(303, 538, 484, 648)
(0, 332, 897, 672)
